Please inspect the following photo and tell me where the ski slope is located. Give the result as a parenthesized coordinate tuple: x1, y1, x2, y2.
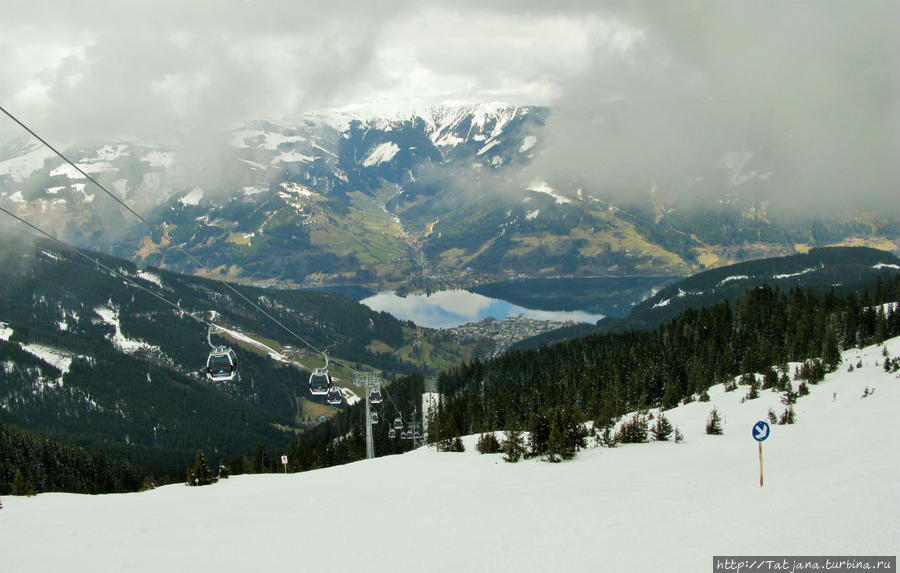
(2, 339, 898, 573)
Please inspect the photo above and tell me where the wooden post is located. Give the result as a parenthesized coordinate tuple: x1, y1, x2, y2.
(758, 441, 764, 487)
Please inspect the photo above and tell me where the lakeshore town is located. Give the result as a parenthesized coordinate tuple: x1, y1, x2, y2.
(447, 314, 576, 357)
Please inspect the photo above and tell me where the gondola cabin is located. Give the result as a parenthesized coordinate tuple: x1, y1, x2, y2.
(369, 388, 383, 404)
(326, 386, 343, 405)
(308, 368, 332, 396)
(206, 346, 238, 382)
(393, 417, 403, 430)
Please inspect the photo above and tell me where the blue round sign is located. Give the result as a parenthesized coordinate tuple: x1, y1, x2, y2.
(752, 420, 770, 442)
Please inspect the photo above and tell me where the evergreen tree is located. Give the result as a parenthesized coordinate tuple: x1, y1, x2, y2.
(527, 410, 552, 457)
(476, 432, 502, 454)
(547, 422, 566, 463)
(651, 413, 674, 441)
(191, 450, 213, 486)
(822, 323, 842, 372)
(705, 407, 723, 435)
(10, 469, 35, 496)
(615, 413, 648, 444)
(502, 429, 526, 463)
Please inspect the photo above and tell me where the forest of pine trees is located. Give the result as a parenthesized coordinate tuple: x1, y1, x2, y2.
(425, 276, 900, 442)
(0, 423, 146, 495)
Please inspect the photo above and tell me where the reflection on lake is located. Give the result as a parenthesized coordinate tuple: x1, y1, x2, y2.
(361, 289, 605, 329)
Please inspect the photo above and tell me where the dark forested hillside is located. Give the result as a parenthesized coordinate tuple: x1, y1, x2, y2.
(428, 273, 900, 441)
(512, 247, 900, 350)
(1, 422, 146, 495)
(0, 235, 461, 481)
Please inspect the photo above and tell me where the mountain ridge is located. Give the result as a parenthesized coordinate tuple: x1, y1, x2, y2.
(1, 102, 898, 292)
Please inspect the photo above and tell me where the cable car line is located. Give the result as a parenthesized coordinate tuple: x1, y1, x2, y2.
(0, 204, 209, 328)
(0, 104, 330, 367)
(1, 105, 412, 440)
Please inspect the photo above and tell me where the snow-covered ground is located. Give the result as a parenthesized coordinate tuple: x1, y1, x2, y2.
(1, 338, 898, 572)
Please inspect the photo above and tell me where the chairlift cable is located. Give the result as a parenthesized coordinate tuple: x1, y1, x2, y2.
(0, 104, 329, 363)
(0, 205, 220, 334)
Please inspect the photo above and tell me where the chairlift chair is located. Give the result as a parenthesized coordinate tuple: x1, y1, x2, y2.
(206, 346, 238, 382)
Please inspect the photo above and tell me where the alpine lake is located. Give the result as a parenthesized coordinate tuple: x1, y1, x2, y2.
(346, 276, 676, 329)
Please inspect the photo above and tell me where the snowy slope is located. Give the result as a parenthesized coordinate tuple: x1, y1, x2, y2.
(1, 339, 898, 573)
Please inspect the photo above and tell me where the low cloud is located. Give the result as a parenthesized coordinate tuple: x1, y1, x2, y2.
(1, 1, 896, 218)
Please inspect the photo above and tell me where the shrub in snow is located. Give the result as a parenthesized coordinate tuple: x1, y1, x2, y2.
(445, 437, 465, 452)
(674, 427, 684, 443)
(615, 413, 648, 444)
(598, 425, 617, 448)
(651, 413, 673, 441)
(502, 429, 526, 462)
(762, 367, 779, 390)
(698, 390, 710, 402)
(476, 432, 502, 454)
(705, 408, 723, 435)
(779, 405, 795, 425)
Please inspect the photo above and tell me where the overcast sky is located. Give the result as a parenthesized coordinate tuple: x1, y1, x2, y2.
(2, 0, 898, 214)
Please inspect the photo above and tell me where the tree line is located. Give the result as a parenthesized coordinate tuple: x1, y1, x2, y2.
(425, 274, 900, 441)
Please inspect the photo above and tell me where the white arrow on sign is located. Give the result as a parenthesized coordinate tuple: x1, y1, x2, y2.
(754, 423, 769, 441)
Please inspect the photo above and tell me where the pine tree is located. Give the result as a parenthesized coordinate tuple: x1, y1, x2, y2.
(476, 432, 502, 454)
(10, 469, 35, 496)
(527, 410, 552, 457)
(822, 323, 842, 372)
(615, 412, 648, 443)
(502, 429, 526, 462)
(651, 412, 674, 441)
(191, 450, 213, 486)
(705, 407, 723, 435)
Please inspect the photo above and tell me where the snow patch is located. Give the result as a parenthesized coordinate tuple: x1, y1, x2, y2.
(237, 158, 267, 171)
(242, 185, 267, 197)
(141, 150, 174, 169)
(519, 135, 537, 153)
(137, 271, 163, 287)
(274, 150, 315, 164)
(362, 142, 401, 167)
(94, 306, 161, 355)
(717, 275, 750, 287)
(476, 140, 499, 156)
(49, 161, 116, 180)
(0, 322, 12, 341)
(873, 263, 900, 271)
(179, 188, 204, 206)
(0, 146, 56, 181)
(279, 182, 315, 198)
(526, 180, 570, 204)
(773, 267, 817, 280)
(20, 343, 74, 379)
(526, 209, 540, 221)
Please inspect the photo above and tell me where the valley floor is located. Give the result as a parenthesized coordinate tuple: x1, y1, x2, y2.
(1, 339, 898, 572)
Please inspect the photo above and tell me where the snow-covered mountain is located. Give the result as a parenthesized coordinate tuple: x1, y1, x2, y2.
(2, 336, 897, 572)
(1, 102, 897, 289)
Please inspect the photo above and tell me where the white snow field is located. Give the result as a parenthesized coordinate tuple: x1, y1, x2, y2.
(2, 338, 898, 573)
